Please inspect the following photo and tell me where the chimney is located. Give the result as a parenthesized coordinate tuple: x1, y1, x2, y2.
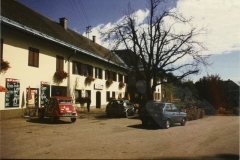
(92, 36, 96, 43)
(59, 17, 67, 30)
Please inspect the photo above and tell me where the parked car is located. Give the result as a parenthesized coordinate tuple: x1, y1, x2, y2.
(139, 101, 187, 129)
(38, 96, 78, 123)
(106, 99, 135, 118)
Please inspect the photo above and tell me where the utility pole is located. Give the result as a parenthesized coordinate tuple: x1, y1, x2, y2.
(86, 26, 92, 44)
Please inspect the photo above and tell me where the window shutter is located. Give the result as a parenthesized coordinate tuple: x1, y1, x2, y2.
(90, 65, 93, 76)
(100, 69, 102, 79)
(77, 62, 81, 75)
(81, 63, 84, 75)
(34, 52, 39, 67)
(1, 39, 3, 59)
(72, 61, 76, 74)
(28, 47, 39, 67)
(110, 71, 113, 80)
(95, 68, 98, 78)
(60, 58, 63, 70)
(56, 55, 64, 71)
(29, 51, 33, 66)
(105, 70, 108, 80)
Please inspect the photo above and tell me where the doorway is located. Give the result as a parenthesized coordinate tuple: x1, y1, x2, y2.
(96, 91, 101, 108)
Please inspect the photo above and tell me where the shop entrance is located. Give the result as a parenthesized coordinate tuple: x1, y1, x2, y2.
(96, 91, 101, 108)
(51, 86, 67, 96)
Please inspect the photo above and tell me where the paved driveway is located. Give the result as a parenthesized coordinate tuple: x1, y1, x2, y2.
(0, 108, 239, 159)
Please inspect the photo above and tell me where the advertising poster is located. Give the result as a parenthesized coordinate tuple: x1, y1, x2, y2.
(26, 88, 39, 107)
(40, 81, 50, 107)
(5, 78, 20, 108)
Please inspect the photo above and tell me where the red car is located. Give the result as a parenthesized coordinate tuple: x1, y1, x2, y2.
(38, 96, 78, 123)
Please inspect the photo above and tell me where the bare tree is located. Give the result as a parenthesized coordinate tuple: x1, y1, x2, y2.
(101, 0, 210, 100)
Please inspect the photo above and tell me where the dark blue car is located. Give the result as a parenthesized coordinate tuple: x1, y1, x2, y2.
(139, 101, 187, 129)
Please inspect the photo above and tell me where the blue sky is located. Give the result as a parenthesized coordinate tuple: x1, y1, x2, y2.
(17, 0, 240, 85)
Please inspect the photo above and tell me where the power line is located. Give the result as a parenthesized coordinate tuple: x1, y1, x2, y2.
(78, 0, 91, 26)
(71, 0, 87, 29)
(71, 0, 91, 35)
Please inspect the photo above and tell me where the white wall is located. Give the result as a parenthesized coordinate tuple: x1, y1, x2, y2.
(0, 26, 127, 111)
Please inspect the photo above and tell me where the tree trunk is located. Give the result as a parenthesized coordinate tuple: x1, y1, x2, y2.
(145, 78, 153, 100)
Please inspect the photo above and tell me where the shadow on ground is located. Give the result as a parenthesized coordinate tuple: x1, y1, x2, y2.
(127, 122, 182, 130)
(26, 117, 72, 124)
(142, 154, 239, 160)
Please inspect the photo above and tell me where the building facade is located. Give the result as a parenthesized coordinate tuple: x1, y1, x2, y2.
(0, 0, 129, 118)
(0, 0, 162, 119)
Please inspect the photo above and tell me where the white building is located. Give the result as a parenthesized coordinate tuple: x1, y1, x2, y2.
(0, 0, 129, 118)
(0, 0, 161, 119)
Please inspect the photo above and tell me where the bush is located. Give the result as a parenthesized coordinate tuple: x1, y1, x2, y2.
(53, 70, 68, 84)
(186, 106, 205, 121)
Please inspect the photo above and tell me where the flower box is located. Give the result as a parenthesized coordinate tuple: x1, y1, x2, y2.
(0, 59, 11, 74)
(106, 79, 113, 88)
(85, 76, 95, 86)
(53, 70, 69, 84)
(119, 81, 125, 89)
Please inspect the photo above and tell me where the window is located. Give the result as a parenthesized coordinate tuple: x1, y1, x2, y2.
(74, 90, 82, 103)
(105, 70, 109, 80)
(28, 47, 39, 67)
(105, 70, 116, 81)
(112, 92, 115, 99)
(0, 39, 3, 59)
(85, 90, 91, 98)
(118, 93, 122, 99)
(165, 105, 172, 111)
(56, 55, 64, 71)
(125, 92, 128, 99)
(125, 75, 128, 83)
(112, 72, 116, 81)
(95, 67, 102, 79)
(154, 93, 161, 100)
(72, 61, 81, 75)
(118, 74, 123, 82)
(171, 104, 178, 111)
(81, 64, 93, 76)
(106, 91, 110, 101)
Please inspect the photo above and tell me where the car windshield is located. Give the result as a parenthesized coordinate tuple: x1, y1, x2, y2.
(58, 100, 72, 104)
(114, 100, 124, 105)
(145, 102, 164, 111)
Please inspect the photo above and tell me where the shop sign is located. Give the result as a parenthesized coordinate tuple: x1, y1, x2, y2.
(26, 88, 39, 107)
(94, 84, 103, 90)
(5, 78, 20, 108)
(40, 81, 50, 107)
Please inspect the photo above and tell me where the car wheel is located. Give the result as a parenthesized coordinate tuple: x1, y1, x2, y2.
(131, 109, 135, 116)
(164, 119, 170, 129)
(50, 116, 55, 123)
(125, 111, 129, 118)
(142, 120, 147, 126)
(106, 113, 111, 118)
(38, 110, 44, 119)
(71, 118, 76, 123)
(181, 118, 186, 126)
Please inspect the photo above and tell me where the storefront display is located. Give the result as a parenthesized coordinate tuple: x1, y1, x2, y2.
(5, 78, 20, 108)
(40, 81, 50, 107)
